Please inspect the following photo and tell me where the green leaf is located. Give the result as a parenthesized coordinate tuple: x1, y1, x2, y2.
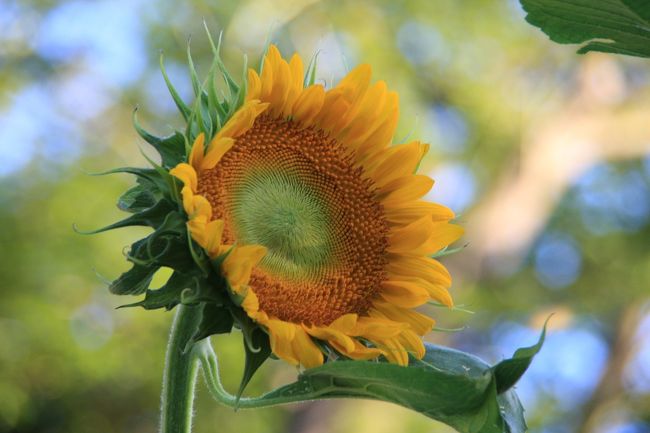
(520, 0, 650, 58)
(236, 327, 271, 402)
(492, 318, 547, 393)
(202, 325, 547, 433)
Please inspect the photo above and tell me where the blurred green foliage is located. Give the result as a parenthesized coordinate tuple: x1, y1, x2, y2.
(2, 1, 650, 432)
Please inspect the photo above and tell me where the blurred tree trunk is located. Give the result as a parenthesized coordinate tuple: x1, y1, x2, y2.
(577, 303, 642, 433)
(287, 401, 339, 433)
(460, 55, 650, 277)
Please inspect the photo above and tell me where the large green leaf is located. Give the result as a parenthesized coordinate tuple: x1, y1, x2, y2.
(520, 0, 650, 58)
(199, 326, 546, 433)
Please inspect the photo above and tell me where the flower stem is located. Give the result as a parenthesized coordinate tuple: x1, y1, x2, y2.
(160, 304, 202, 433)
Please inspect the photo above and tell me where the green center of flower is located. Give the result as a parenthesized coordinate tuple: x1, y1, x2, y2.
(230, 169, 335, 280)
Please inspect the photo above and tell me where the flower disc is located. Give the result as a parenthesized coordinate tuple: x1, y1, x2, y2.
(198, 115, 389, 326)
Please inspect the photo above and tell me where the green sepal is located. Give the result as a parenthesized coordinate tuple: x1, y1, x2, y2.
(109, 263, 158, 295)
(122, 270, 200, 310)
(207, 71, 224, 133)
(226, 304, 273, 401)
(304, 50, 320, 87)
(117, 184, 157, 213)
(160, 52, 192, 121)
(91, 166, 170, 197)
(431, 244, 467, 259)
(77, 198, 177, 235)
(186, 40, 202, 99)
(229, 302, 259, 346)
(110, 214, 188, 296)
(188, 303, 234, 349)
(133, 112, 187, 168)
(127, 220, 194, 272)
(236, 327, 272, 403)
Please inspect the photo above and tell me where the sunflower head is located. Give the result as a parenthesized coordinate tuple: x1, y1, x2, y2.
(100, 34, 463, 391)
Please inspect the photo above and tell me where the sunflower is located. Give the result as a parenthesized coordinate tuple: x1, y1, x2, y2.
(169, 45, 463, 368)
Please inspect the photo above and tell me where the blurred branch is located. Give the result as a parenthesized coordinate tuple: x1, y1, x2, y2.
(462, 55, 650, 274)
(578, 303, 643, 433)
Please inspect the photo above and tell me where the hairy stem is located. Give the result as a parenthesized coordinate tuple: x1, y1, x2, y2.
(160, 304, 202, 433)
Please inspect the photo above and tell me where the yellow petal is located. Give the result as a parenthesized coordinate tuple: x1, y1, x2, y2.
(338, 80, 388, 139)
(380, 175, 434, 205)
(221, 244, 267, 293)
(305, 324, 356, 353)
(187, 215, 208, 246)
(266, 320, 299, 366)
(216, 100, 269, 139)
(292, 327, 324, 368)
(336, 64, 372, 106)
(170, 163, 198, 192)
(241, 289, 260, 314)
(388, 218, 463, 256)
(398, 329, 426, 359)
(354, 315, 409, 340)
(375, 338, 409, 366)
(422, 221, 465, 255)
(384, 201, 455, 226)
(246, 69, 262, 101)
(354, 91, 399, 156)
(180, 186, 195, 216)
(328, 313, 358, 333)
(259, 46, 280, 101)
(380, 280, 431, 308)
(387, 255, 452, 287)
(188, 133, 205, 170)
(269, 57, 291, 115)
(204, 219, 225, 258)
(388, 216, 436, 253)
(282, 54, 305, 118)
(413, 278, 452, 306)
(372, 302, 435, 335)
(191, 194, 212, 220)
(202, 137, 235, 170)
(330, 338, 382, 360)
(316, 96, 351, 134)
(289, 54, 304, 89)
(368, 141, 429, 187)
(292, 84, 325, 125)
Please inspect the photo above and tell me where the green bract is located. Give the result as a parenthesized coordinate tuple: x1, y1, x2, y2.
(87, 31, 275, 397)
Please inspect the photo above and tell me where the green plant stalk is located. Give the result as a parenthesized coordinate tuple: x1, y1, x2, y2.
(196, 340, 340, 409)
(160, 304, 202, 433)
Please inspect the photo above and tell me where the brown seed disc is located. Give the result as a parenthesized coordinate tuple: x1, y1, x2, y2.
(197, 115, 390, 326)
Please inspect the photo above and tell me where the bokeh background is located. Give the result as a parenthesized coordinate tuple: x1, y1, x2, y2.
(2, 0, 650, 432)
